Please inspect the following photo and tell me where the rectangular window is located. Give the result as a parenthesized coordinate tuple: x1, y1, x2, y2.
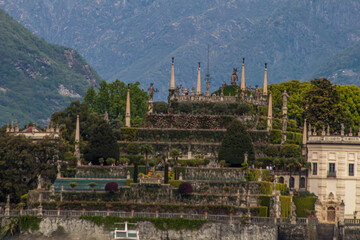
(328, 163, 336, 177)
(312, 163, 317, 175)
(349, 163, 354, 176)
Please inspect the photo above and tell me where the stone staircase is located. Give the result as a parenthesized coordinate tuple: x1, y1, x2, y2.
(317, 224, 335, 240)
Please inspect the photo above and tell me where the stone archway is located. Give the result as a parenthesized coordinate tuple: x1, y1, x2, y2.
(327, 206, 336, 222)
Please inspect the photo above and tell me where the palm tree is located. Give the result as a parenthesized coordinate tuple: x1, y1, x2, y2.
(170, 148, 182, 180)
(140, 144, 154, 173)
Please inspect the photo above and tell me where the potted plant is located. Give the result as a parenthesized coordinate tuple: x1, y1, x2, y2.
(106, 158, 116, 166)
(156, 173, 161, 179)
(219, 160, 226, 168)
(98, 158, 104, 166)
(138, 173, 144, 179)
(223, 186, 230, 194)
(89, 182, 97, 192)
(70, 182, 77, 192)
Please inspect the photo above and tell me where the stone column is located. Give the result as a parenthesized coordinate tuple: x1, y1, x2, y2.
(125, 86, 131, 127)
(267, 92, 273, 131)
(240, 58, 246, 91)
(281, 90, 290, 144)
(196, 62, 201, 95)
(5, 195, 10, 217)
(263, 63, 268, 96)
(75, 115, 81, 166)
(170, 57, 175, 90)
(57, 161, 61, 179)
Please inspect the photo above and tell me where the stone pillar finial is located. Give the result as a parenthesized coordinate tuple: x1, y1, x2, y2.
(321, 125, 325, 136)
(170, 57, 175, 90)
(313, 127, 317, 136)
(125, 87, 131, 127)
(15, 120, 19, 132)
(240, 58, 246, 91)
(75, 115, 81, 166)
(57, 161, 61, 179)
(327, 125, 330, 136)
(244, 152, 248, 163)
(267, 92, 273, 131)
(341, 123, 345, 136)
(196, 62, 201, 95)
(5, 194, 10, 217)
(263, 63, 268, 96)
(349, 127, 353, 136)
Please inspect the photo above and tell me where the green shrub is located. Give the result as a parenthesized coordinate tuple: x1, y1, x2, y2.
(153, 101, 168, 114)
(276, 183, 287, 195)
(258, 195, 271, 217)
(293, 197, 316, 217)
(270, 129, 282, 144)
(259, 206, 268, 217)
(280, 144, 301, 158)
(280, 196, 291, 218)
(120, 127, 137, 141)
(169, 180, 184, 188)
(264, 145, 279, 157)
(261, 182, 273, 195)
(245, 169, 260, 181)
(19, 215, 41, 231)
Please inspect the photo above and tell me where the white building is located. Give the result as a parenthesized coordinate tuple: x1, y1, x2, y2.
(306, 133, 358, 222)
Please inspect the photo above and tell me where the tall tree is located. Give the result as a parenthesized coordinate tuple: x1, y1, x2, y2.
(170, 148, 182, 180)
(140, 144, 154, 173)
(83, 121, 119, 164)
(218, 120, 255, 167)
(304, 78, 347, 132)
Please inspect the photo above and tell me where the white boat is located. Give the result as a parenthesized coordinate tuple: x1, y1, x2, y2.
(109, 222, 139, 240)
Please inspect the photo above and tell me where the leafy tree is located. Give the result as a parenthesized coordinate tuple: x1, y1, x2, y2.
(170, 148, 182, 180)
(126, 143, 140, 155)
(218, 120, 255, 167)
(84, 80, 148, 126)
(304, 78, 346, 131)
(83, 121, 119, 164)
(0, 134, 66, 203)
(140, 144, 154, 173)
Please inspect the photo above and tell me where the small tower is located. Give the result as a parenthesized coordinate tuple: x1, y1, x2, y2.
(240, 58, 246, 91)
(75, 115, 81, 166)
(170, 57, 175, 90)
(196, 62, 201, 95)
(267, 91, 273, 131)
(125, 84, 131, 127)
(263, 63, 268, 96)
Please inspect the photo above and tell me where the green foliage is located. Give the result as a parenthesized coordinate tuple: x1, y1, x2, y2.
(84, 80, 148, 126)
(120, 127, 137, 141)
(304, 78, 347, 131)
(125, 143, 140, 155)
(126, 179, 134, 186)
(153, 101, 168, 114)
(0, 135, 65, 202)
(276, 183, 287, 195)
(168, 180, 184, 188)
(260, 182, 273, 195)
(270, 129, 282, 144)
(245, 169, 259, 181)
(280, 196, 291, 218)
(80, 215, 206, 231)
(258, 195, 271, 217)
(218, 120, 255, 167)
(264, 145, 280, 157)
(286, 132, 303, 145)
(259, 206, 268, 217)
(62, 168, 77, 178)
(0, 9, 102, 126)
(18, 215, 41, 231)
(84, 121, 119, 164)
(280, 144, 301, 158)
(293, 197, 316, 218)
(70, 182, 78, 189)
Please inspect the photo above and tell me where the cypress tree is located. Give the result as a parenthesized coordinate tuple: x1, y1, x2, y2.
(218, 120, 255, 167)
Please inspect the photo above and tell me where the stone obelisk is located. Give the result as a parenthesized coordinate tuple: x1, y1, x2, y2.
(125, 85, 131, 127)
(302, 119, 307, 155)
(196, 62, 201, 95)
(75, 115, 81, 166)
(263, 63, 268, 96)
(240, 58, 246, 91)
(170, 57, 175, 90)
(281, 90, 290, 144)
(267, 91, 273, 131)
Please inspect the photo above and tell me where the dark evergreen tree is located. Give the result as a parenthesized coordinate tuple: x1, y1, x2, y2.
(218, 120, 255, 167)
(164, 164, 169, 184)
(304, 78, 348, 131)
(84, 121, 118, 164)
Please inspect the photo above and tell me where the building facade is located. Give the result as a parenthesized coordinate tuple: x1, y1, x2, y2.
(307, 134, 357, 222)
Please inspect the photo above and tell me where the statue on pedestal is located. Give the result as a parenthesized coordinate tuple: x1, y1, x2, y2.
(230, 68, 238, 86)
(147, 83, 158, 102)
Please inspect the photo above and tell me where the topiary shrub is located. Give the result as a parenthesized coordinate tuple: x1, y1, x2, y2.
(105, 182, 119, 193)
(178, 182, 193, 195)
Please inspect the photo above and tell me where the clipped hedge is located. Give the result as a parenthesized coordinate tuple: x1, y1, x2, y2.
(120, 127, 137, 141)
(280, 196, 291, 218)
(261, 182, 273, 195)
(286, 132, 303, 145)
(270, 129, 282, 144)
(258, 195, 271, 217)
(276, 183, 287, 195)
(259, 206, 268, 217)
(293, 197, 316, 218)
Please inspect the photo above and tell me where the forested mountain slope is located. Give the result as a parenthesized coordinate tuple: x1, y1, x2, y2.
(0, 9, 102, 125)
